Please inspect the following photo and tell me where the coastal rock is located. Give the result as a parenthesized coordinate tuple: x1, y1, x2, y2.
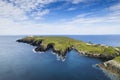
(99, 54, 115, 61)
(46, 43, 55, 51)
(16, 36, 120, 76)
(53, 49, 61, 56)
(16, 37, 119, 61)
(35, 45, 45, 52)
(17, 38, 72, 57)
(31, 40, 43, 46)
(99, 60, 120, 76)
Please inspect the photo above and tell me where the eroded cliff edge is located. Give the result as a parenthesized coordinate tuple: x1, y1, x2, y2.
(16, 36, 120, 76)
(99, 57, 120, 77)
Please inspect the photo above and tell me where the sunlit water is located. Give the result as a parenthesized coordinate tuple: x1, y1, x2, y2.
(0, 35, 120, 80)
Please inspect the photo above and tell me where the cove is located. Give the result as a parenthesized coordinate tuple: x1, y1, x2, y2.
(0, 36, 119, 80)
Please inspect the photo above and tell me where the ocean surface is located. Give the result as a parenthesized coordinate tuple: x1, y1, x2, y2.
(0, 35, 120, 80)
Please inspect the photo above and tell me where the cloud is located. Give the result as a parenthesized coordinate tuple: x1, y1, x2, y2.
(0, 1, 27, 21)
(109, 2, 120, 11)
(30, 9, 50, 20)
(66, 2, 120, 24)
(0, 0, 55, 21)
(69, 0, 95, 4)
(71, 0, 85, 4)
(0, 0, 120, 35)
(67, 7, 76, 11)
(0, 0, 104, 21)
(7, 0, 55, 10)
(108, 3, 120, 23)
(0, 19, 120, 35)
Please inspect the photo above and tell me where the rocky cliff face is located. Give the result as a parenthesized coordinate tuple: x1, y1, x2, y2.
(17, 38, 116, 61)
(17, 39, 74, 59)
(16, 36, 120, 77)
(99, 60, 120, 77)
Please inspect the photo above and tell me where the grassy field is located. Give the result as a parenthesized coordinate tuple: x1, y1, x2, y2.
(19, 36, 120, 56)
(18, 36, 120, 77)
(114, 56, 120, 63)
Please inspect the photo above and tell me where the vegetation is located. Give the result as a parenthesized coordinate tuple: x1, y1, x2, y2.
(17, 36, 120, 77)
(114, 56, 120, 63)
(18, 36, 120, 56)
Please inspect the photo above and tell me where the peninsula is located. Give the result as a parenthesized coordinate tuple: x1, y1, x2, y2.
(17, 36, 120, 76)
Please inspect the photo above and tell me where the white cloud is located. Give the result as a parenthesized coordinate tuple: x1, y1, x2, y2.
(0, 0, 55, 21)
(67, 7, 76, 11)
(68, 0, 94, 4)
(108, 3, 120, 23)
(30, 9, 50, 20)
(0, 0, 120, 35)
(37, 9, 50, 16)
(71, 0, 85, 4)
(0, 19, 120, 35)
(109, 3, 120, 11)
(0, 1, 27, 21)
(10, 0, 55, 11)
(67, 2, 120, 24)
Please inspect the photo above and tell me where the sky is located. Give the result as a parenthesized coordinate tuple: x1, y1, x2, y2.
(0, 0, 120, 35)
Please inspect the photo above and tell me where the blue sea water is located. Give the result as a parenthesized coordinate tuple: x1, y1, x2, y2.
(67, 35, 120, 47)
(0, 35, 120, 80)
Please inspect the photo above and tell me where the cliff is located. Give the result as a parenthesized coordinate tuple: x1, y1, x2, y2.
(17, 36, 120, 76)
(99, 57, 120, 77)
(17, 36, 120, 60)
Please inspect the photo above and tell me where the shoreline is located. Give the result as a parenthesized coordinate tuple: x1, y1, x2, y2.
(16, 36, 120, 77)
(98, 60, 120, 77)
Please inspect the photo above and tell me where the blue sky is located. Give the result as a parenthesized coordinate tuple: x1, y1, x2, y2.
(0, 0, 120, 35)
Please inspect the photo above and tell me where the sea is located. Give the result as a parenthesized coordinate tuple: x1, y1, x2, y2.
(0, 35, 120, 80)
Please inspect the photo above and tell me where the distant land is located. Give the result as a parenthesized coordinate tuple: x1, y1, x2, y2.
(17, 36, 120, 77)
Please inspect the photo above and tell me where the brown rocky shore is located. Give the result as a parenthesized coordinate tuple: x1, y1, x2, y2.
(99, 60, 120, 77)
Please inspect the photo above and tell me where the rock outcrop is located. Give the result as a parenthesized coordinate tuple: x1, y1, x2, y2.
(16, 37, 120, 61)
(99, 60, 120, 77)
(75, 49, 116, 61)
(17, 39, 74, 58)
(16, 36, 120, 77)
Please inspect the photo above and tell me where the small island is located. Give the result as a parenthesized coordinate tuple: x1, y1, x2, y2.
(17, 36, 120, 76)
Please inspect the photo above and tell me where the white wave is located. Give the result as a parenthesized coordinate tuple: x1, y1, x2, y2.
(32, 49, 38, 53)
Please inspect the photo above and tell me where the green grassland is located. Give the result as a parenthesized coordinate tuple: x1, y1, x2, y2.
(17, 36, 120, 77)
(20, 36, 120, 56)
(114, 56, 120, 63)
